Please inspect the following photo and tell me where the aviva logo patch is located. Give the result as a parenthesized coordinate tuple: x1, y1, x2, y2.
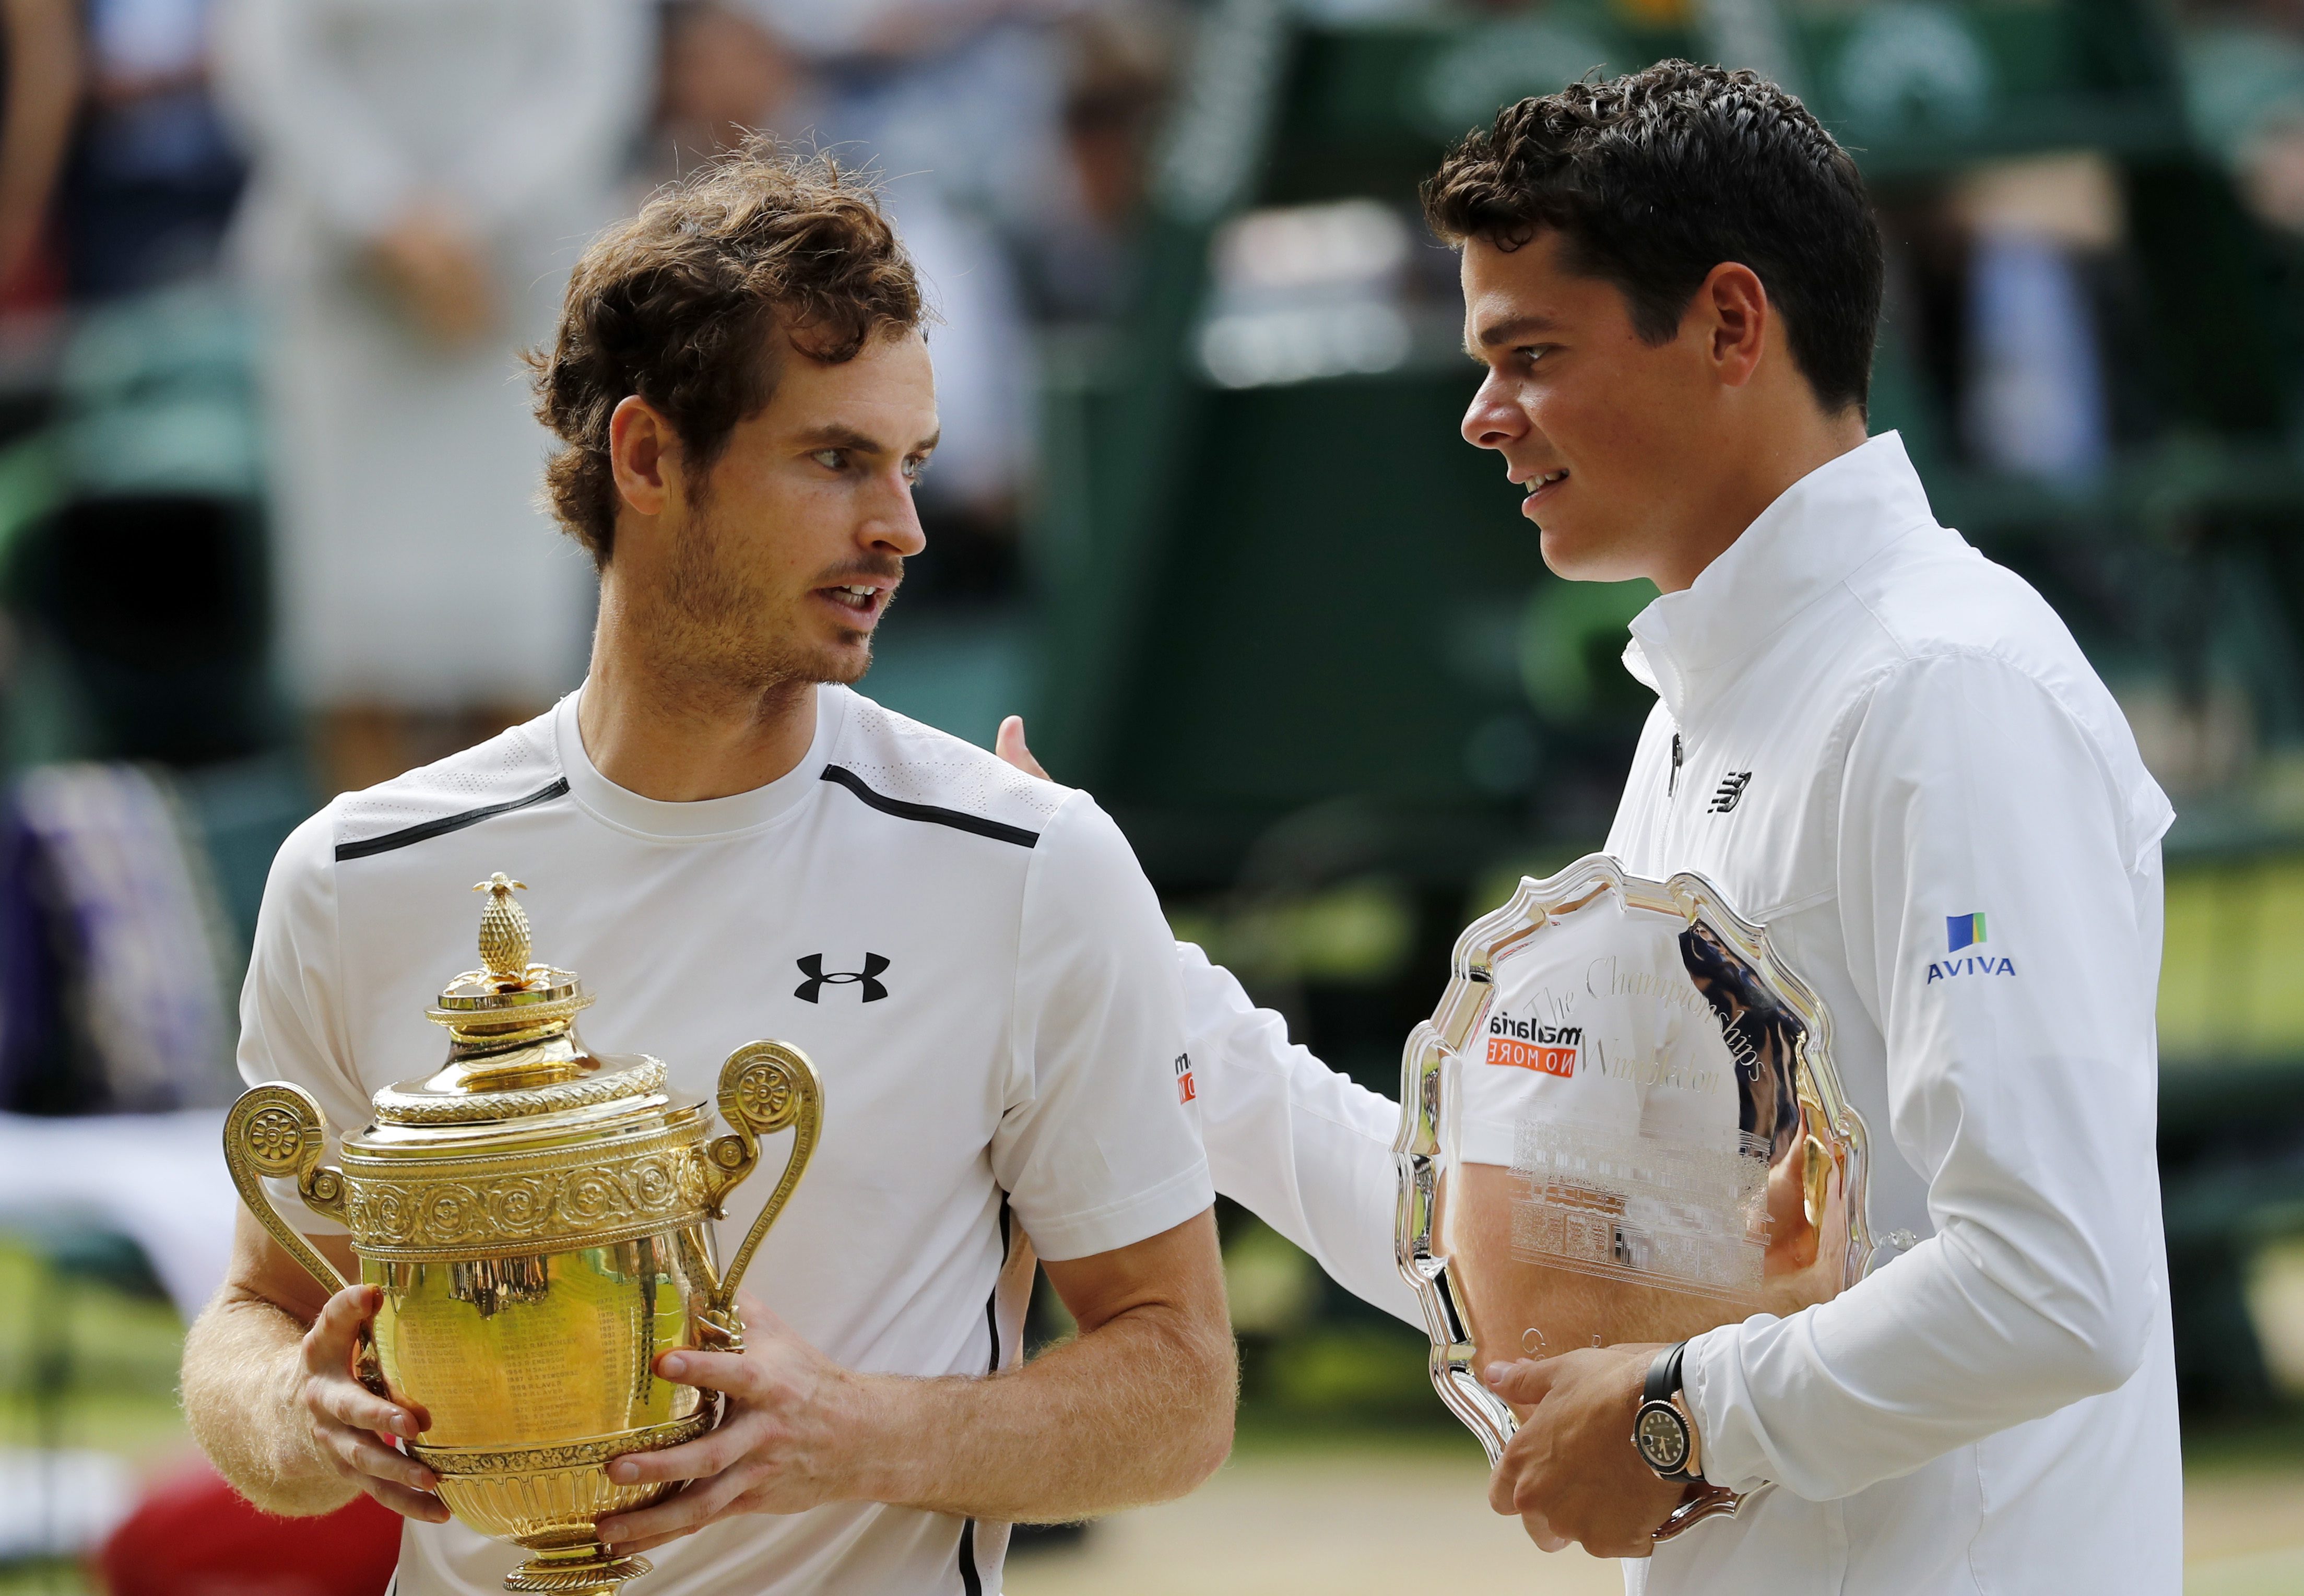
(1929, 913, 2014, 982)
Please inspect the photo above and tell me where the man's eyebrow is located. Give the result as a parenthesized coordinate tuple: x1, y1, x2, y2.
(793, 423, 942, 455)
(1466, 313, 1562, 358)
(793, 424, 886, 452)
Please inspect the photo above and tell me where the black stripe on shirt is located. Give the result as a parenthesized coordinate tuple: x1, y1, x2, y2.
(986, 1200, 1012, 1375)
(820, 766, 1040, 849)
(958, 1521, 982, 1596)
(956, 1199, 1014, 1596)
(334, 778, 572, 862)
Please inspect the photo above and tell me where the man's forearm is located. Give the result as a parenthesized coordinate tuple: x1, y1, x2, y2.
(182, 1288, 360, 1517)
(1686, 1214, 2155, 1502)
(847, 1296, 1235, 1521)
(598, 1218, 1235, 1549)
(1178, 942, 1420, 1327)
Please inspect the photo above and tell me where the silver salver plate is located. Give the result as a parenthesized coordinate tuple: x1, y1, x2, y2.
(1393, 855, 1873, 1537)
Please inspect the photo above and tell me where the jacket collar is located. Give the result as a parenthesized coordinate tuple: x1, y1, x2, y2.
(1622, 431, 1941, 726)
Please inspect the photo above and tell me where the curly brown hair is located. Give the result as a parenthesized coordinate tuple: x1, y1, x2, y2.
(1423, 61, 1881, 416)
(528, 141, 925, 566)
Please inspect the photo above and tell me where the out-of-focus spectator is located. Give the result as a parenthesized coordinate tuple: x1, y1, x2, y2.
(1027, 5, 1178, 324)
(2184, 0, 2304, 233)
(212, 0, 652, 796)
(654, 1, 818, 178)
(0, 0, 80, 309)
(57, 0, 245, 302)
(747, 0, 1076, 215)
(0, 762, 238, 1115)
(1953, 153, 2120, 487)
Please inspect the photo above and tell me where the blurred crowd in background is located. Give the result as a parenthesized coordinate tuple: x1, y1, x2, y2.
(6, 0, 2304, 1114)
(6, 0, 2304, 1589)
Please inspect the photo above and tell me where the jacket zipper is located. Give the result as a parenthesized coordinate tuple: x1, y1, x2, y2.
(1669, 732, 1683, 797)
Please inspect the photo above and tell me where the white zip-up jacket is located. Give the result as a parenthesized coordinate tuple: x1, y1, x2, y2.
(1179, 432, 2182, 1592)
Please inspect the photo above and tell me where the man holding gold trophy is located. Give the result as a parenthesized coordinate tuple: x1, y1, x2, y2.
(181, 147, 1235, 1596)
(1003, 59, 2181, 1594)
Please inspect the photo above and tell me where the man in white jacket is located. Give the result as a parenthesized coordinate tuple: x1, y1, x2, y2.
(1005, 60, 2179, 1593)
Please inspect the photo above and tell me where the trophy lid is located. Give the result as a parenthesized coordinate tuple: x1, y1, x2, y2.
(365, 874, 664, 1127)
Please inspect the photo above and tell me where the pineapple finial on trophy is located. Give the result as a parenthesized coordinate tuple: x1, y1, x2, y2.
(472, 873, 532, 985)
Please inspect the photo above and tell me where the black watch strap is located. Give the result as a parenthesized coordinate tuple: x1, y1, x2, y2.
(1636, 1341, 1699, 1483)
(1644, 1340, 1689, 1407)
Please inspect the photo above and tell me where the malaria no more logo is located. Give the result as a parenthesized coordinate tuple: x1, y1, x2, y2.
(795, 952, 891, 1003)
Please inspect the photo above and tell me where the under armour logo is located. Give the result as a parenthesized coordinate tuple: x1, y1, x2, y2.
(1708, 772, 1753, 814)
(794, 953, 891, 1003)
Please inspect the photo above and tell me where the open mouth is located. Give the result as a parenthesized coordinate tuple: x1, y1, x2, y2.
(1519, 467, 1569, 517)
(816, 583, 890, 624)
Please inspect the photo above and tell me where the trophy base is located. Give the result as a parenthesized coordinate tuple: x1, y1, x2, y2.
(503, 1548, 653, 1595)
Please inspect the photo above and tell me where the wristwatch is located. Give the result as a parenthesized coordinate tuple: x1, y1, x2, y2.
(1633, 1342, 1702, 1483)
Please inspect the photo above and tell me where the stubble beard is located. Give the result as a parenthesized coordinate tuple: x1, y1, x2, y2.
(654, 501, 875, 710)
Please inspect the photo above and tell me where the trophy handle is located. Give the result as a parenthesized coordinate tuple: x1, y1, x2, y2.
(703, 1041, 823, 1337)
(222, 1083, 353, 1298)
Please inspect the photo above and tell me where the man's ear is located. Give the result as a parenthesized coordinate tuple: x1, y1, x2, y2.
(1699, 262, 1770, 389)
(609, 395, 679, 520)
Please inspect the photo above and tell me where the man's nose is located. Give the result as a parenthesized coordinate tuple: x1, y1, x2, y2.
(863, 474, 928, 558)
(1461, 372, 1527, 452)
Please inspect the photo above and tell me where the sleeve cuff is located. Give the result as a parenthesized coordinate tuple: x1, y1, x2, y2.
(1013, 1160, 1215, 1263)
(1683, 1322, 1769, 1494)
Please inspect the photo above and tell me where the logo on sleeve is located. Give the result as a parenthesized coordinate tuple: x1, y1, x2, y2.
(1486, 1010, 1581, 1076)
(1173, 1052, 1196, 1104)
(794, 952, 891, 1003)
(1708, 772, 1754, 813)
(1927, 914, 2015, 982)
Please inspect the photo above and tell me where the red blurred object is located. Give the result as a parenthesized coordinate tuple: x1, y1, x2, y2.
(0, 220, 62, 315)
(97, 1458, 403, 1596)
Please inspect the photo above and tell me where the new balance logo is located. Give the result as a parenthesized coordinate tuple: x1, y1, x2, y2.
(795, 953, 891, 1003)
(1708, 772, 1753, 813)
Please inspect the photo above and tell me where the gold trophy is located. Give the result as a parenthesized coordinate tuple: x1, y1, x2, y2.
(223, 874, 822, 1596)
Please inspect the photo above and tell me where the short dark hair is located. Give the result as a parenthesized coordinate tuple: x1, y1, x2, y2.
(529, 142, 925, 565)
(1423, 61, 1883, 416)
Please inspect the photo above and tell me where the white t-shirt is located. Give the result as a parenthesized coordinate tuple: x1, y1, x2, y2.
(238, 684, 1213, 1596)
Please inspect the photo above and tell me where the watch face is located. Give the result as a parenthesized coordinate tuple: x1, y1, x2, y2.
(1635, 1402, 1690, 1473)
